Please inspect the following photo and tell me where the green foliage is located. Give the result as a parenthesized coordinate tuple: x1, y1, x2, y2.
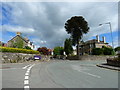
(64, 38, 73, 55)
(92, 47, 114, 55)
(92, 48, 103, 55)
(12, 37, 24, 48)
(53, 46, 64, 55)
(0, 47, 39, 54)
(103, 47, 114, 55)
(24, 46, 31, 50)
(64, 16, 89, 55)
(114, 46, 120, 52)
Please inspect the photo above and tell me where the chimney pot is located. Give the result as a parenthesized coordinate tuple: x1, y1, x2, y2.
(102, 36, 106, 43)
(96, 35, 100, 42)
(16, 32, 21, 35)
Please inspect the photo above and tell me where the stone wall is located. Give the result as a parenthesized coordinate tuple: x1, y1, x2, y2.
(1, 52, 37, 63)
(67, 55, 115, 60)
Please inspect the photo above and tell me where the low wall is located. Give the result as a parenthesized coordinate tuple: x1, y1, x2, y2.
(107, 59, 120, 67)
(67, 55, 115, 60)
(1, 52, 51, 63)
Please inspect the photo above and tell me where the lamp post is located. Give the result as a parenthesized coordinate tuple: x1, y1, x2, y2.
(99, 22, 114, 49)
(99, 22, 115, 56)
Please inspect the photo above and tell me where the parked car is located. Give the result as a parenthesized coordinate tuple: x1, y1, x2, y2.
(34, 55, 41, 60)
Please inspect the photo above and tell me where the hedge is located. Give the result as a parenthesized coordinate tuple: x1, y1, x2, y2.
(0, 47, 39, 54)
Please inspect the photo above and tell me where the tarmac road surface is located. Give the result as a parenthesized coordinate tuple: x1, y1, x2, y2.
(1, 60, 119, 89)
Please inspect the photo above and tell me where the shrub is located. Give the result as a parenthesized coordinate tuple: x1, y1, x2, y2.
(92, 47, 114, 55)
(103, 47, 114, 55)
(92, 48, 103, 55)
(0, 47, 39, 54)
(24, 46, 32, 50)
(53, 46, 64, 55)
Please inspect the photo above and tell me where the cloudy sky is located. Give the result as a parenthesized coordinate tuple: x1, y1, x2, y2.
(0, 1, 119, 50)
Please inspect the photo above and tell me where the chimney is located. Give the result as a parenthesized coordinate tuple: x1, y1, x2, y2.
(96, 35, 100, 42)
(16, 32, 21, 36)
(102, 36, 106, 43)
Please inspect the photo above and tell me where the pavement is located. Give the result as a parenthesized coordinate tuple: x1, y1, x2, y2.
(1, 60, 119, 89)
(97, 63, 120, 71)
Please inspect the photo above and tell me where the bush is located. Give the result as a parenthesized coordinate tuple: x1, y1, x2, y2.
(103, 47, 114, 55)
(92, 48, 103, 55)
(0, 47, 39, 54)
(53, 46, 64, 55)
(24, 46, 32, 50)
(92, 47, 114, 55)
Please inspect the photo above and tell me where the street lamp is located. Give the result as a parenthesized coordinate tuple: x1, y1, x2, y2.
(99, 22, 114, 49)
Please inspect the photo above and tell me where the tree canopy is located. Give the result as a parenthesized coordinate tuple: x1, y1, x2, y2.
(53, 46, 64, 55)
(64, 38, 73, 55)
(37, 47, 50, 55)
(64, 16, 89, 55)
(115, 46, 120, 52)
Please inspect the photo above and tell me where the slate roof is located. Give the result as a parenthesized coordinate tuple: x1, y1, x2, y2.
(8, 35, 29, 43)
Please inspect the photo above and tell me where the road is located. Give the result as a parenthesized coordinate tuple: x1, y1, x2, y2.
(1, 60, 119, 89)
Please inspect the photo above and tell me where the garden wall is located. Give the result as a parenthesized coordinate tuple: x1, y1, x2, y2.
(67, 55, 115, 60)
(1, 52, 50, 63)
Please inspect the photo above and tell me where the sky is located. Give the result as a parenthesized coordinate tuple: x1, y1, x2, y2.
(0, 1, 119, 50)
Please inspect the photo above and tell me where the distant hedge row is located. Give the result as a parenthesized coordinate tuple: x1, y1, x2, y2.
(0, 47, 39, 54)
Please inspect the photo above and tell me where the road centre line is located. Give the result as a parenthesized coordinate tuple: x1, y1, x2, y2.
(24, 86, 30, 88)
(22, 64, 32, 69)
(72, 65, 101, 78)
(24, 80, 29, 84)
(25, 73, 29, 76)
(77, 70, 101, 78)
(24, 64, 35, 90)
(25, 76, 29, 79)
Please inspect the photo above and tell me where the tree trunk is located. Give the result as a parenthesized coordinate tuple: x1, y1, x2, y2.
(76, 39, 79, 57)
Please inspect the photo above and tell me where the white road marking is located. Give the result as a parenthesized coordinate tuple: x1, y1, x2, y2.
(24, 80, 29, 84)
(72, 65, 101, 78)
(25, 73, 29, 76)
(27, 68, 31, 71)
(25, 76, 29, 79)
(22, 64, 31, 69)
(26, 70, 30, 73)
(77, 70, 101, 78)
(24, 64, 35, 90)
(24, 86, 29, 88)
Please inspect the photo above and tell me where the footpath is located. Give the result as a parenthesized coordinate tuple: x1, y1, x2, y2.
(97, 64, 120, 71)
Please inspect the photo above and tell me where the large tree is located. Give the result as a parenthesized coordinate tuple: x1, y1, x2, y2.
(64, 38, 73, 55)
(115, 46, 120, 52)
(37, 47, 49, 55)
(65, 16, 89, 55)
(53, 46, 64, 55)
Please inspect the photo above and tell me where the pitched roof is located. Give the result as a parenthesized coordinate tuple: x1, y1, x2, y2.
(8, 35, 29, 43)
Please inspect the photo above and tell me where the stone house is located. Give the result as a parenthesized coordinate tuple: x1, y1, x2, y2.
(79, 35, 112, 55)
(7, 32, 34, 49)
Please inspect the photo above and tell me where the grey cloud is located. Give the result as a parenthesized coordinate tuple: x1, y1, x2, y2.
(2, 2, 118, 49)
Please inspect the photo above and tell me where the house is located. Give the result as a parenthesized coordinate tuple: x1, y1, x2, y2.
(7, 32, 34, 49)
(79, 35, 112, 55)
(0, 41, 7, 47)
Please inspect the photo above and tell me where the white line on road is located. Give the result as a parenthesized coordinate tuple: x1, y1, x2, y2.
(22, 64, 32, 69)
(25, 76, 29, 79)
(24, 64, 35, 90)
(24, 80, 29, 84)
(25, 72, 29, 76)
(24, 86, 29, 88)
(26, 70, 30, 73)
(72, 65, 101, 78)
(77, 70, 101, 78)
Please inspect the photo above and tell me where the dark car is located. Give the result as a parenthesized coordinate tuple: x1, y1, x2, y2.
(34, 55, 41, 60)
